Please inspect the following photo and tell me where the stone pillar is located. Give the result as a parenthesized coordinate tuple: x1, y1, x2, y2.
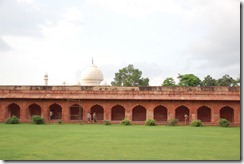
(234, 106, 240, 124)
(125, 104, 132, 121)
(83, 102, 91, 123)
(20, 102, 28, 123)
(147, 108, 153, 120)
(103, 103, 111, 121)
(62, 101, 69, 123)
(167, 107, 175, 120)
(0, 102, 3, 122)
(42, 102, 49, 123)
(212, 105, 219, 124)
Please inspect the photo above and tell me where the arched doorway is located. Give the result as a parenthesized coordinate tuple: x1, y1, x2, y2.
(49, 103, 62, 120)
(111, 105, 125, 121)
(175, 105, 189, 122)
(220, 106, 234, 123)
(70, 104, 83, 120)
(197, 106, 211, 122)
(91, 104, 104, 121)
(29, 103, 41, 118)
(8, 103, 20, 118)
(153, 105, 167, 121)
(132, 105, 146, 121)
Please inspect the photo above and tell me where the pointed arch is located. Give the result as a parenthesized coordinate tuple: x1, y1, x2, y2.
(49, 103, 62, 120)
(153, 105, 167, 121)
(111, 105, 125, 121)
(175, 105, 189, 122)
(220, 106, 234, 123)
(197, 106, 211, 122)
(91, 104, 104, 120)
(29, 103, 41, 117)
(70, 104, 83, 120)
(8, 103, 20, 118)
(132, 105, 146, 121)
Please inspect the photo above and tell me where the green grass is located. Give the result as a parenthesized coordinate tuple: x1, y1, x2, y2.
(0, 123, 240, 160)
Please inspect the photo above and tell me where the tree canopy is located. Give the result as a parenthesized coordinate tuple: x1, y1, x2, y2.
(201, 75, 217, 86)
(217, 74, 239, 86)
(161, 74, 239, 87)
(161, 77, 176, 86)
(177, 74, 201, 86)
(111, 64, 149, 86)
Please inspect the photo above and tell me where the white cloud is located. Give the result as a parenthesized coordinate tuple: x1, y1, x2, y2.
(16, 0, 35, 5)
(184, 0, 240, 69)
(89, 0, 185, 17)
(0, 0, 240, 86)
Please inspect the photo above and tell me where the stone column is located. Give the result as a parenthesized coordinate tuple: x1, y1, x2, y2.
(62, 101, 70, 123)
(20, 102, 28, 123)
(42, 101, 49, 123)
(147, 108, 153, 120)
(83, 102, 91, 123)
(103, 103, 111, 121)
(212, 105, 219, 124)
(125, 103, 132, 121)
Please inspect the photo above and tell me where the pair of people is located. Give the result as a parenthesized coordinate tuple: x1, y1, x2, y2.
(87, 112, 97, 123)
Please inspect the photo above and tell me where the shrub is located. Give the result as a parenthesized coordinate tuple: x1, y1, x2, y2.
(219, 118, 230, 127)
(190, 120, 203, 127)
(167, 118, 178, 126)
(5, 115, 20, 124)
(121, 118, 131, 126)
(58, 119, 62, 124)
(104, 120, 111, 125)
(31, 115, 45, 124)
(145, 119, 156, 126)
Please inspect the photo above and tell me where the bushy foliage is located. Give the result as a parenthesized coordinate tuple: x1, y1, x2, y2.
(178, 74, 201, 86)
(58, 119, 62, 125)
(167, 118, 178, 126)
(111, 64, 149, 86)
(145, 119, 156, 126)
(162, 77, 176, 86)
(31, 115, 45, 124)
(5, 115, 20, 124)
(121, 118, 131, 126)
(190, 120, 203, 127)
(104, 120, 111, 125)
(219, 118, 230, 127)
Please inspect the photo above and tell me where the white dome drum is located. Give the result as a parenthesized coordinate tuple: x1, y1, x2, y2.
(80, 63, 104, 86)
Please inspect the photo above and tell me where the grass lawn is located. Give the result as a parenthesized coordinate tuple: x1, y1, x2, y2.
(0, 123, 240, 160)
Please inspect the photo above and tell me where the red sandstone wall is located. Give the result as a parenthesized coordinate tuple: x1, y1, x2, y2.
(0, 86, 240, 125)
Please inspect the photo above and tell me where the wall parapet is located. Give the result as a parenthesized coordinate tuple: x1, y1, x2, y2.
(0, 86, 240, 101)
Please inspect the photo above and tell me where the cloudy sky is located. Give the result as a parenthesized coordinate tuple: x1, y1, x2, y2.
(0, 0, 240, 86)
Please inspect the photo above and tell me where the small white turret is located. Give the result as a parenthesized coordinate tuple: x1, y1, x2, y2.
(44, 73, 48, 86)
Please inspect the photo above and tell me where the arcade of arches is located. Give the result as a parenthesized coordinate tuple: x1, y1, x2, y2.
(0, 86, 240, 125)
(1, 100, 239, 125)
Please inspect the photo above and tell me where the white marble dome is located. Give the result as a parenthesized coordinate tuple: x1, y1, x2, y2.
(80, 62, 104, 86)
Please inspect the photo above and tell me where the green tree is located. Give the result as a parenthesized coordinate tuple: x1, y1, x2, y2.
(162, 77, 176, 86)
(235, 77, 240, 86)
(201, 75, 217, 86)
(111, 64, 149, 86)
(217, 74, 237, 86)
(178, 74, 201, 86)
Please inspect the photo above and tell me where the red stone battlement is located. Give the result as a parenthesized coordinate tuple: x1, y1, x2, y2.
(0, 86, 240, 101)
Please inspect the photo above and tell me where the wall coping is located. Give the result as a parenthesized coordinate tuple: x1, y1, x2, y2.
(0, 86, 240, 101)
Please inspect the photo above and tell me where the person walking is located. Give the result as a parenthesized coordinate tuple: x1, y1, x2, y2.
(87, 113, 91, 123)
(93, 112, 97, 123)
